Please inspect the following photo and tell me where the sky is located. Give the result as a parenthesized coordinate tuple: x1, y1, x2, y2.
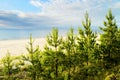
(0, 0, 120, 30)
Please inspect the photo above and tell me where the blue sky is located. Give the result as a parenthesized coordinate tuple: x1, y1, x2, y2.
(0, 0, 120, 30)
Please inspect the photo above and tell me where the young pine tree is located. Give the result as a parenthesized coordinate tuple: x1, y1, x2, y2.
(25, 34, 42, 80)
(77, 12, 97, 79)
(114, 28, 120, 66)
(2, 51, 13, 79)
(46, 28, 63, 79)
(62, 28, 77, 80)
(100, 9, 118, 69)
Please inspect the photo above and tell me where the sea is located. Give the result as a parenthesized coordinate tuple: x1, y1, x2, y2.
(0, 26, 100, 40)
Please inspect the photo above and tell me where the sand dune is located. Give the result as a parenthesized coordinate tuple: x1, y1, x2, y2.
(0, 38, 46, 58)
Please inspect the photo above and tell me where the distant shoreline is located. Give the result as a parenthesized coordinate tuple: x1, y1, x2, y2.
(0, 36, 46, 41)
(0, 27, 101, 41)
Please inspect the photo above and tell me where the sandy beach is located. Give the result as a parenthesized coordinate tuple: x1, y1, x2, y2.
(0, 38, 46, 59)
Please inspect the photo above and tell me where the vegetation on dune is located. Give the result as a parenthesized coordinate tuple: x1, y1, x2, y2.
(0, 9, 120, 80)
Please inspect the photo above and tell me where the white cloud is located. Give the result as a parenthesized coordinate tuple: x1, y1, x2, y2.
(30, 0, 112, 27)
(112, 2, 120, 9)
(30, 0, 42, 7)
(0, 0, 119, 30)
(0, 10, 59, 29)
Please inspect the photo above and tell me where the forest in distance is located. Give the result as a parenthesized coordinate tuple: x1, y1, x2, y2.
(0, 9, 120, 80)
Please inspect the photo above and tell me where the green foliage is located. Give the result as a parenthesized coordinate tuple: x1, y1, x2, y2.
(105, 73, 117, 80)
(46, 28, 62, 51)
(0, 9, 120, 80)
(100, 9, 119, 71)
(76, 12, 99, 80)
(62, 28, 77, 80)
(43, 28, 65, 79)
(23, 34, 43, 80)
(2, 51, 13, 79)
(78, 12, 97, 62)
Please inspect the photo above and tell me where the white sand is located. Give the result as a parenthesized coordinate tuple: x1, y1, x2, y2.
(0, 38, 46, 59)
(0, 35, 101, 59)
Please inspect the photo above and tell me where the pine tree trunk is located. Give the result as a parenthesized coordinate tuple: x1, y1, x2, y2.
(55, 58, 58, 78)
(55, 46, 58, 78)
